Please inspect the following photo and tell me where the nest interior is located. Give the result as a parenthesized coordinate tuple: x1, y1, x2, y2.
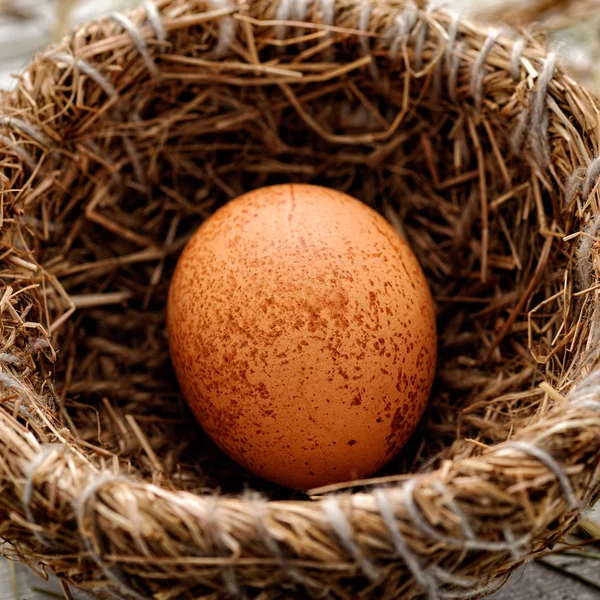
(0, 1, 599, 598)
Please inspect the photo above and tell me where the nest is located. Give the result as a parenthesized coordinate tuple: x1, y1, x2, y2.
(0, 0, 599, 598)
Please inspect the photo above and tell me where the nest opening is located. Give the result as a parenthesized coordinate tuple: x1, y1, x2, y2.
(6, 18, 586, 499)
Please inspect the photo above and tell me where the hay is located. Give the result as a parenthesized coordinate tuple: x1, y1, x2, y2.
(0, 0, 599, 598)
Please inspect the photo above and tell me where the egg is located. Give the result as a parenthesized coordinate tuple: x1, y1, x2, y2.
(167, 184, 436, 489)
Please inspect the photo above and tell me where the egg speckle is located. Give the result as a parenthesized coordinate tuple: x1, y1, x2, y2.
(167, 184, 437, 489)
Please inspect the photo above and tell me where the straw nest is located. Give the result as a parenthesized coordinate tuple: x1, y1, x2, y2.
(0, 0, 599, 598)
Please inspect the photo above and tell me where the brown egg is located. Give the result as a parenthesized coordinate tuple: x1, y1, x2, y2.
(167, 184, 436, 489)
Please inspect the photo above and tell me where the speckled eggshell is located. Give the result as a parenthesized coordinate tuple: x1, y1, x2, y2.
(167, 184, 437, 489)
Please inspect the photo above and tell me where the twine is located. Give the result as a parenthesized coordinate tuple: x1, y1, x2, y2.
(511, 37, 524, 80)
(566, 166, 587, 206)
(569, 370, 600, 413)
(402, 478, 531, 554)
(572, 399, 600, 412)
(501, 526, 522, 562)
(320, 0, 335, 33)
(495, 441, 579, 511)
(249, 493, 309, 588)
(208, 0, 236, 58)
(530, 52, 557, 166)
(109, 12, 160, 79)
(512, 101, 530, 155)
(26, 337, 51, 353)
(277, 0, 298, 25)
(565, 155, 600, 293)
(511, 52, 556, 165)
(437, 574, 510, 599)
(0, 372, 31, 418)
(430, 480, 475, 541)
(374, 488, 439, 599)
(294, 0, 310, 21)
(49, 52, 119, 99)
(20, 215, 63, 235)
(22, 444, 67, 547)
(577, 215, 600, 290)
(143, 0, 167, 42)
(444, 13, 459, 70)
(205, 495, 246, 599)
(322, 496, 380, 581)
(448, 41, 464, 102)
(470, 29, 501, 111)
(0, 353, 21, 365)
(413, 11, 429, 71)
(581, 155, 600, 199)
(389, 0, 418, 62)
(0, 371, 27, 393)
(275, 0, 295, 39)
(76, 473, 151, 600)
(0, 117, 52, 149)
(405, 2, 452, 76)
(0, 134, 36, 169)
(359, 2, 379, 80)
